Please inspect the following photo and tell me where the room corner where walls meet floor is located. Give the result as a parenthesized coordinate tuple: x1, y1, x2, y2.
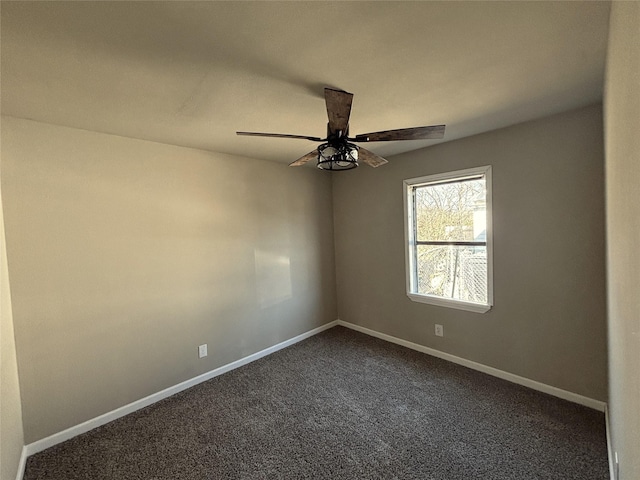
(15, 319, 612, 480)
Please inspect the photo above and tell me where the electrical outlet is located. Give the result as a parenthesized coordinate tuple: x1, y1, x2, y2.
(435, 324, 444, 337)
(198, 344, 208, 358)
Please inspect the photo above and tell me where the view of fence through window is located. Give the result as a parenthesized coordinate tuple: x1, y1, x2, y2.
(414, 176, 487, 304)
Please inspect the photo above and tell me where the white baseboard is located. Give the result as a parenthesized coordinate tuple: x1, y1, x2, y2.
(336, 320, 607, 412)
(15, 446, 27, 480)
(24, 320, 339, 457)
(605, 404, 616, 480)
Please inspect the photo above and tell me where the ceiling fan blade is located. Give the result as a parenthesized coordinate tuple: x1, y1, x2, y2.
(358, 147, 389, 168)
(289, 150, 319, 167)
(325, 88, 353, 135)
(354, 125, 446, 142)
(237, 131, 323, 141)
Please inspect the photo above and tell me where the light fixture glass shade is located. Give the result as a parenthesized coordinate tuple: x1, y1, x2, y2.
(317, 142, 359, 171)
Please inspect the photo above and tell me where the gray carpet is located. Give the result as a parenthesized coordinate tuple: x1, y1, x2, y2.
(23, 326, 608, 479)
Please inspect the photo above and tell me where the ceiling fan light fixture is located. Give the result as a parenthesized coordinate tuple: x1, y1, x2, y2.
(316, 142, 359, 171)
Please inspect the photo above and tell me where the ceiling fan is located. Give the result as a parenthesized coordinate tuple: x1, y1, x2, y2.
(237, 88, 445, 171)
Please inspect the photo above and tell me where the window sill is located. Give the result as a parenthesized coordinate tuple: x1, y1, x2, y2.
(407, 293, 492, 313)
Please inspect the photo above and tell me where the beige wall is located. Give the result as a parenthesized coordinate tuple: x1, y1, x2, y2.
(604, 2, 640, 478)
(333, 104, 607, 402)
(1, 178, 25, 480)
(1, 116, 337, 443)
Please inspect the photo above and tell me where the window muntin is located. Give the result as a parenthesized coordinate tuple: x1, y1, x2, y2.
(404, 166, 492, 313)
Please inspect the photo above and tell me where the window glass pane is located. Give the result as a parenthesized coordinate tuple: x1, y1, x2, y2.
(416, 244, 487, 304)
(415, 178, 486, 242)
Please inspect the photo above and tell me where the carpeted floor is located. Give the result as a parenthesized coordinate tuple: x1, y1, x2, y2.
(23, 326, 609, 479)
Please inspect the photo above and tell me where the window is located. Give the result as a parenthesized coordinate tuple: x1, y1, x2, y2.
(404, 166, 493, 313)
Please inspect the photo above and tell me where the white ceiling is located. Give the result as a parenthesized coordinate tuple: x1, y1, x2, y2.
(1, 1, 611, 165)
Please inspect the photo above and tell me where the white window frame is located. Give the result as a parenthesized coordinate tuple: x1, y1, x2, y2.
(403, 165, 493, 313)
